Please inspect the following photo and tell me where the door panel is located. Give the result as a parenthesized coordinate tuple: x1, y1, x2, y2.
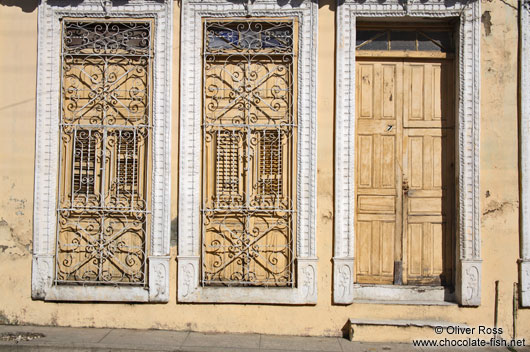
(357, 61, 401, 121)
(355, 57, 454, 286)
(357, 220, 396, 283)
(403, 61, 454, 128)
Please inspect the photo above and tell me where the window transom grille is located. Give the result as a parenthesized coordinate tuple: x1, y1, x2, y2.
(201, 20, 296, 286)
(356, 27, 455, 52)
(56, 20, 152, 285)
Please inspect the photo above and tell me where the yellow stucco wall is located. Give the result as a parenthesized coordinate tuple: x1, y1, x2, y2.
(0, 0, 529, 343)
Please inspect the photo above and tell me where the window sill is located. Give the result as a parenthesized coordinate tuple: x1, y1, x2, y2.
(43, 285, 149, 302)
(32, 255, 170, 302)
(177, 256, 317, 305)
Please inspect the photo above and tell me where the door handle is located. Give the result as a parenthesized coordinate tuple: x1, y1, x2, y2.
(402, 180, 409, 195)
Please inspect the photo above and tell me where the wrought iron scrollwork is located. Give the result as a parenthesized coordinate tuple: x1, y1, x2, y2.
(56, 20, 152, 285)
(201, 20, 296, 286)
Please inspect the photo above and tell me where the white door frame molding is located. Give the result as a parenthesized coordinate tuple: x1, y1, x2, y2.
(520, 0, 530, 308)
(177, 0, 318, 304)
(334, 0, 481, 306)
(32, 0, 173, 302)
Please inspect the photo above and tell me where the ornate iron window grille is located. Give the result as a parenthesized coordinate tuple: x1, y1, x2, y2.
(55, 20, 153, 285)
(201, 20, 297, 287)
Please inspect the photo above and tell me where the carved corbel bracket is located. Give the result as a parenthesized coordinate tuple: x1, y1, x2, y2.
(333, 257, 354, 304)
(457, 260, 482, 307)
(148, 256, 171, 302)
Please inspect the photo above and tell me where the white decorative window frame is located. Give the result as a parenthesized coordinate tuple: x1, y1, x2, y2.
(333, 0, 481, 306)
(178, 0, 318, 304)
(31, 0, 173, 302)
(520, 0, 530, 308)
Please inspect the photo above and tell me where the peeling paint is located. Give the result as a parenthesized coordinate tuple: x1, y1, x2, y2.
(321, 210, 333, 223)
(482, 0, 517, 12)
(482, 200, 516, 219)
(0, 311, 18, 326)
(0, 312, 7, 325)
(8, 197, 26, 216)
(482, 11, 492, 36)
(0, 218, 30, 256)
(49, 312, 58, 326)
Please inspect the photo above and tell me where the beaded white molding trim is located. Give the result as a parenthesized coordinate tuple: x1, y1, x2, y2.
(31, 0, 173, 302)
(521, 0, 530, 308)
(334, 0, 481, 306)
(177, 0, 318, 304)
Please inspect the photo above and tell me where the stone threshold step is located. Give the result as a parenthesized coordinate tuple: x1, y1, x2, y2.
(346, 319, 466, 341)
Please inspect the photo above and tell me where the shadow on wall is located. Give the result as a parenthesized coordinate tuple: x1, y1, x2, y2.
(0, 0, 39, 13)
(0, 0, 166, 12)
(171, 217, 178, 247)
(0, 0, 319, 13)
(0, 0, 478, 14)
(229, 0, 474, 8)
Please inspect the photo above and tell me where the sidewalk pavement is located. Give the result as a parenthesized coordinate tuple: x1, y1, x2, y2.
(1, 324, 529, 352)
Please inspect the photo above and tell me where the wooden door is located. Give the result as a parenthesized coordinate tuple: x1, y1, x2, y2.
(355, 60, 403, 284)
(402, 61, 454, 285)
(355, 58, 454, 286)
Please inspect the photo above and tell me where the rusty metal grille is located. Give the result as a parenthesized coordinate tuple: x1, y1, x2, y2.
(55, 20, 152, 285)
(201, 20, 296, 286)
(73, 130, 97, 195)
(258, 130, 283, 198)
(215, 131, 241, 199)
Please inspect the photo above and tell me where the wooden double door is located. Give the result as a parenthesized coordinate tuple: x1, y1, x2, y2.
(355, 58, 454, 286)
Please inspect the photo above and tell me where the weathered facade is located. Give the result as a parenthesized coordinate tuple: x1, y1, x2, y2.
(0, 0, 529, 343)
